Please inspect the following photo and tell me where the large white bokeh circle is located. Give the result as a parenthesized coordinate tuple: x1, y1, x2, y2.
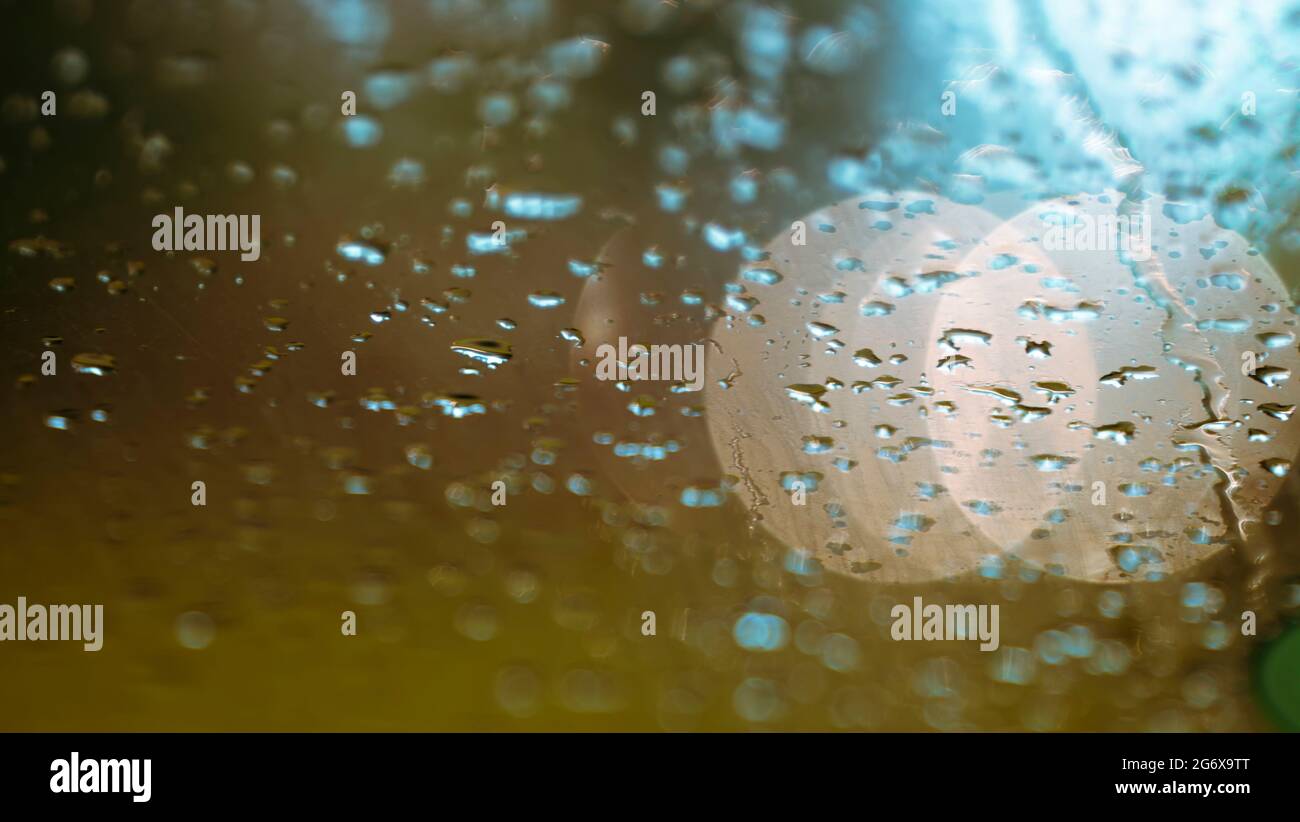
(704, 191, 1299, 583)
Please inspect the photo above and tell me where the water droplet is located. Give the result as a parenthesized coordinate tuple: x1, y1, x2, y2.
(450, 338, 513, 368)
(336, 237, 387, 265)
(527, 290, 566, 309)
(70, 352, 115, 376)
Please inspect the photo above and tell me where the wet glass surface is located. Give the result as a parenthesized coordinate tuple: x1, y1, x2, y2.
(1, 0, 1298, 730)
